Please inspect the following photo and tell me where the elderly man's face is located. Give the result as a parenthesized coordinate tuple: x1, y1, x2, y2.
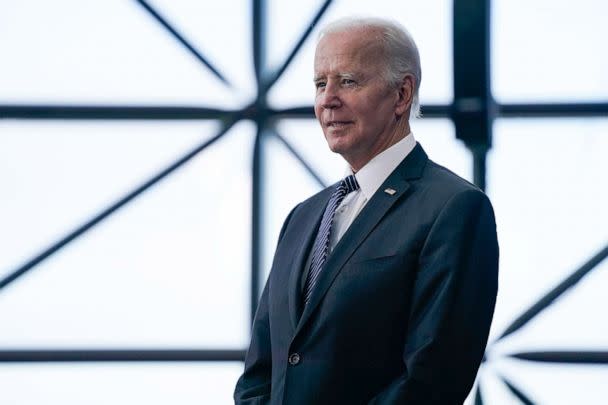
(314, 29, 409, 170)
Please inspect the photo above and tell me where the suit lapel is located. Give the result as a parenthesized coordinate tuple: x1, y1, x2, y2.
(286, 187, 334, 330)
(294, 143, 428, 335)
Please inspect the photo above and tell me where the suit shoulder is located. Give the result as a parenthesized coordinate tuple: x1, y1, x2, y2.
(417, 159, 489, 206)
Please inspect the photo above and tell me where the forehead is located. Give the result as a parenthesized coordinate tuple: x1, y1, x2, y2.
(314, 28, 385, 75)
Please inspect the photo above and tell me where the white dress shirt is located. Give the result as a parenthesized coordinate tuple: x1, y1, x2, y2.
(328, 132, 417, 253)
(301, 133, 417, 288)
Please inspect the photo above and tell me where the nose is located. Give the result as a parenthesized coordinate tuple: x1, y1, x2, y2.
(318, 82, 342, 109)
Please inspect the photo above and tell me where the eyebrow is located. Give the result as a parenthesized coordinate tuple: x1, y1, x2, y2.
(313, 72, 357, 82)
(339, 72, 356, 79)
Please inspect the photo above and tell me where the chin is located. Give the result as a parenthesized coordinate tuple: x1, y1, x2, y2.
(325, 138, 347, 155)
(324, 132, 351, 154)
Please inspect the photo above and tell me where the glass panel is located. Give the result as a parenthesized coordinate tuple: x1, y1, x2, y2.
(473, 118, 608, 403)
(483, 359, 608, 404)
(411, 118, 471, 182)
(0, 1, 246, 107)
(267, 0, 327, 73)
(277, 119, 347, 186)
(487, 118, 608, 340)
(0, 122, 253, 348)
(146, 0, 255, 102)
(267, 0, 452, 107)
(0, 362, 242, 405)
(490, 259, 608, 353)
(261, 132, 324, 283)
(493, 0, 608, 102)
(0, 120, 219, 277)
(467, 260, 608, 403)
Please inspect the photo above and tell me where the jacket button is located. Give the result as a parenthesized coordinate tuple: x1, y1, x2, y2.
(288, 353, 301, 365)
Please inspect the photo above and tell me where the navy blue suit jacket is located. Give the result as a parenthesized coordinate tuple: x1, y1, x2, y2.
(235, 144, 499, 404)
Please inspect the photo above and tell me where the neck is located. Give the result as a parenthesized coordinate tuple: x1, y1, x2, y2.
(349, 119, 411, 172)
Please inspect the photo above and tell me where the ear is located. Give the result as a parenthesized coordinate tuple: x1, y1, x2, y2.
(394, 74, 414, 116)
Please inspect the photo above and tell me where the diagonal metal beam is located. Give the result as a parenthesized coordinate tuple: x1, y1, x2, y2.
(0, 105, 231, 120)
(497, 373, 535, 405)
(0, 349, 245, 362)
(135, 0, 232, 88)
(509, 351, 608, 364)
(474, 381, 484, 405)
(495, 243, 608, 341)
(0, 115, 239, 291)
(262, 0, 333, 92)
(269, 128, 327, 188)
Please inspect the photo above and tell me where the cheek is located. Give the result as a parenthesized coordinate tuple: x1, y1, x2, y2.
(313, 100, 322, 120)
(352, 108, 374, 129)
(360, 100, 392, 125)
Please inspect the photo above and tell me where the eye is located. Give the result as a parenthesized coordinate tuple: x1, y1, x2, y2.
(315, 81, 326, 89)
(342, 78, 356, 86)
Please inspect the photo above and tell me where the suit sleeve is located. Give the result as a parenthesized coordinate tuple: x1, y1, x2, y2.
(369, 189, 499, 405)
(234, 205, 299, 405)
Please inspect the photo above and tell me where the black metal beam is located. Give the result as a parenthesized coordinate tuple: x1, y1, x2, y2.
(252, 0, 267, 90)
(0, 349, 245, 363)
(0, 105, 232, 120)
(250, 126, 265, 326)
(3, 103, 607, 121)
(498, 102, 608, 118)
(497, 373, 535, 405)
(509, 351, 608, 365)
(453, 0, 493, 191)
(473, 382, 484, 405)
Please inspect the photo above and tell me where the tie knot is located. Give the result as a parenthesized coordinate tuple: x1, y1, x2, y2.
(341, 174, 360, 194)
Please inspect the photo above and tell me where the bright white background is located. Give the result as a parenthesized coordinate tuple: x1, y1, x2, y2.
(0, 0, 607, 404)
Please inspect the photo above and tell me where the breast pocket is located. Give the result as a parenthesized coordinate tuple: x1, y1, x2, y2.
(348, 242, 399, 265)
(326, 251, 416, 314)
(339, 251, 412, 285)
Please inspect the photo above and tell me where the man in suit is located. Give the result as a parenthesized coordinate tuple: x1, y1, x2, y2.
(235, 17, 498, 405)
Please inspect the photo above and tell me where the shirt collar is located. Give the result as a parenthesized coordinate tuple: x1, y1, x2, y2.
(345, 133, 416, 200)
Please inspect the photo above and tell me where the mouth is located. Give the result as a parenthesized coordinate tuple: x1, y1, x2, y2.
(325, 120, 353, 128)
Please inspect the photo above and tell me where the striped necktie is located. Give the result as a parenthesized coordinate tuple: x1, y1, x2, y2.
(303, 175, 360, 304)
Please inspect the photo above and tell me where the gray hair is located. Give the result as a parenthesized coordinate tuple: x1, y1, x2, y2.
(319, 17, 422, 118)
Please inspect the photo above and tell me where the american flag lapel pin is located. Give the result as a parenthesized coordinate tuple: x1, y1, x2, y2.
(384, 188, 396, 195)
